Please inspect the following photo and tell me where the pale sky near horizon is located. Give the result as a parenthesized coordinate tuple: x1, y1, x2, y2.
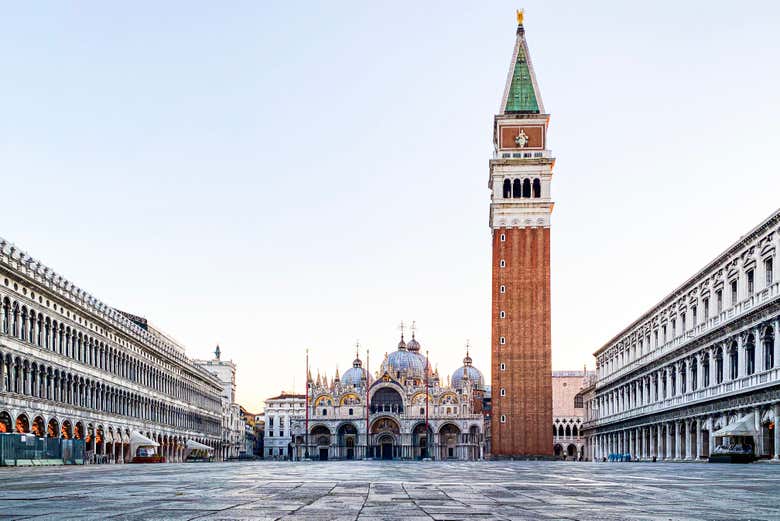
(2, 1, 779, 412)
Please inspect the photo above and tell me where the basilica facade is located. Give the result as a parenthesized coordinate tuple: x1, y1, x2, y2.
(0, 237, 224, 463)
(290, 333, 486, 461)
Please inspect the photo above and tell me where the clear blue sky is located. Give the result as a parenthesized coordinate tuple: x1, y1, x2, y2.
(2, 1, 779, 412)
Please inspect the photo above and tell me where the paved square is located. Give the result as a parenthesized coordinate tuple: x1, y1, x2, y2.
(1, 461, 779, 520)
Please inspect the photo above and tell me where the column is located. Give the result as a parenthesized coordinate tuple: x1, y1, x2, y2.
(697, 353, 705, 389)
(696, 418, 703, 460)
(656, 425, 662, 460)
(684, 420, 692, 460)
(737, 335, 745, 378)
(635, 428, 640, 458)
(754, 406, 763, 456)
(673, 422, 680, 459)
(708, 347, 717, 386)
(665, 423, 672, 459)
(773, 404, 780, 460)
(675, 363, 683, 396)
(774, 319, 780, 370)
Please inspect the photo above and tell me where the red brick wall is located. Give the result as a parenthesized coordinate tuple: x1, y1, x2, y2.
(490, 226, 553, 456)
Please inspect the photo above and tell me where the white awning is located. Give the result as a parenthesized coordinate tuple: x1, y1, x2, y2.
(130, 431, 159, 447)
(713, 413, 758, 437)
(186, 440, 214, 452)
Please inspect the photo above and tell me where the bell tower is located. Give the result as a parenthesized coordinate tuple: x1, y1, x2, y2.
(489, 11, 553, 458)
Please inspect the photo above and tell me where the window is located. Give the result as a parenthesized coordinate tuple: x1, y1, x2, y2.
(500, 233, 506, 242)
(499, 336, 506, 345)
(671, 319, 676, 338)
(731, 279, 738, 305)
(278, 448, 283, 456)
(502, 178, 511, 198)
(703, 298, 709, 320)
(654, 330, 659, 347)
(322, 408, 327, 416)
(716, 289, 723, 313)
(500, 259, 506, 268)
(522, 178, 531, 198)
(574, 395, 583, 408)
(500, 285, 506, 293)
(766, 258, 774, 286)
(681, 313, 686, 333)
(499, 311, 506, 319)
(747, 269, 754, 294)
(691, 306, 697, 328)
(348, 408, 353, 416)
(532, 178, 541, 198)
(419, 407, 425, 415)
(500, 363, 506, 371)
(500, 388, 506, 397)
(512, 179, 522, 198)
(268, 448, 272, 456)
(500, 415, 506, 423)
(730, 347, 738, 380)
(662, 325, 667, 344)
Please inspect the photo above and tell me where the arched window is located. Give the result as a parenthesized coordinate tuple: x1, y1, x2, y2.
(765, 328, 775, 370)
(522, 178, 531, 198)
(512, 179, 522, 198)
(502, 179, 511, 198)
(746, 335, 755, 375)
(565, 425, 571, 437)
(558, 424, 564, 437)
(532, 178, 541, 198)
(572, 425, 579, 437)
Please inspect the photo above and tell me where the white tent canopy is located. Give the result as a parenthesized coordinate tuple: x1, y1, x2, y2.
(130, 431, 159, 447)
(712, 413, 758, 438)
(186, 440, 214, 452)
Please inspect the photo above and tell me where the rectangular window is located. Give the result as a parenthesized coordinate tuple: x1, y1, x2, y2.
(703, 298, 709, 320)
(747, 269, 754, 294)
(766, 258, 774, 286)
(654, 330, 659, 347)
(500, 363, 506, 371)
(681, 314, 686, 334)
(731, 279, 738, 305)
(500, 233, 506, 242)
(662, 325, 667, 344)
(500, 259, 506, 268)
(499, 311, 506, 319)
(500, 388, 506, 396)
(716, 290, 723, 313)
(500, 285, 506, 293)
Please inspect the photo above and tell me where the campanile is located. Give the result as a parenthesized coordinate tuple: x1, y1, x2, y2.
(489, 11, 553, 457)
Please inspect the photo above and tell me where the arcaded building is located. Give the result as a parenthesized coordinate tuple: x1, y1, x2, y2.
(552, 370, 593, 459)
(0, 238, 223, 463)
(582, 209, 780, 461)
(489, 12, 554, 457)
(290, 332, 486, 461)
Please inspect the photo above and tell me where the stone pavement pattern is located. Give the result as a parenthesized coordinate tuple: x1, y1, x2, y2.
(1, 461, 779, 520)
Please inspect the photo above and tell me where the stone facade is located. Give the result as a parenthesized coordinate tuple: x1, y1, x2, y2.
(289, 335, 486, 461)
(582, 209, 780, 461)
(194, 347, 244, 460)
(552, 370, 592, 459)
(263, 392, 305, 460)
(489, 20, 554, 457)
(0, 237, 223, 463)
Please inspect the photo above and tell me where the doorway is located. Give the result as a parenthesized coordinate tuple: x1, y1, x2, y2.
(381, 442, 393, 460)
(319, 447, 328, 461)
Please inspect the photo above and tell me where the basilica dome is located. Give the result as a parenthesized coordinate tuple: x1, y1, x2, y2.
(341, 354, 366, 387)
(385, 337, 426, 379)
(452, 349, 484, 389)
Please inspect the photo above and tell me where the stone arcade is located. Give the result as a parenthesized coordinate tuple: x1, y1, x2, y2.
(0, 238, 224, 463)
(582, 209, 780, 461)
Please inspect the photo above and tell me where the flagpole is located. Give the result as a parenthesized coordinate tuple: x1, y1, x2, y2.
(305, 348, 309, 460)
(425, 349, 430, 460)
(365, 348, 370, 459)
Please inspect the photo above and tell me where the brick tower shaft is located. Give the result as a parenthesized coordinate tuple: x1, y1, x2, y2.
(489, 17, 554, 457)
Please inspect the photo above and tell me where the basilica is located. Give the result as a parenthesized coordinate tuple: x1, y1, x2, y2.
(290, 332, 487, 461)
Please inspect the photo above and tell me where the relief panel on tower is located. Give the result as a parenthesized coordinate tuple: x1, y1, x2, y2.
(499, 125, 545, 150)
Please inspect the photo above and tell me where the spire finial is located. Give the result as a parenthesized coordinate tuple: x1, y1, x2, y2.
(355, 340, 360, 359)
(398, 320, 405, 340)
(411, 320, 417, 339)
(516, 9, 524, 26)
(214, 344, 221, 360)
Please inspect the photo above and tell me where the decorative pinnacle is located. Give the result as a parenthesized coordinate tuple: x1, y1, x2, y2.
(516, 9, 524, 25)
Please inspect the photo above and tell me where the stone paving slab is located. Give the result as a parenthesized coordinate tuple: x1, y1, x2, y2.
(1, 461, 780, 520)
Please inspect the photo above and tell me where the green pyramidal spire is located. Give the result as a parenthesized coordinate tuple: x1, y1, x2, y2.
(501, 23, 544, 114)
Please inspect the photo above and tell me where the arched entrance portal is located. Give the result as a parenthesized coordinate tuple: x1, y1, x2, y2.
(337, 423, 358, 460)
(439, 423, 460, 460)
(0, 411, 12, 433)
(370, 417, 400, 460)
(47, 418, 59, 438)
(412, 423, 433, 460)
(310, 425, 331, 461)
(31, 416, 45, 438)
(15, 414, 29, 434)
